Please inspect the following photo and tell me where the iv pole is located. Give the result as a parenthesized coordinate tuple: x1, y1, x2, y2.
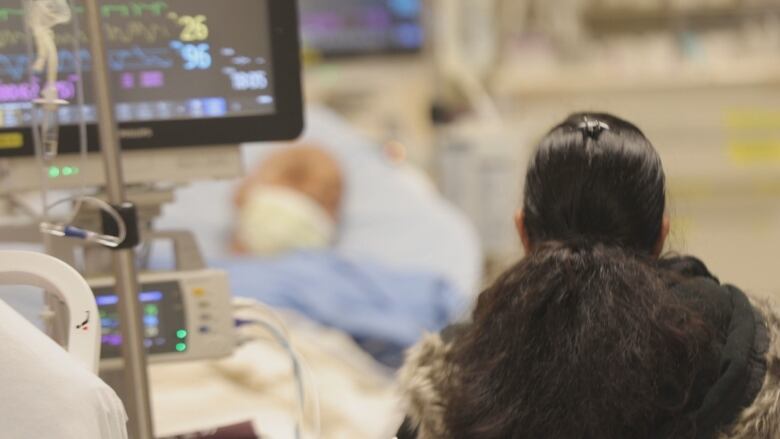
(81, 0, 154, 437)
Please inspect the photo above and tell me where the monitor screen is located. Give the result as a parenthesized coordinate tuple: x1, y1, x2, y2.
(299, 0, 423, 57)
(0, 0, 303, 157)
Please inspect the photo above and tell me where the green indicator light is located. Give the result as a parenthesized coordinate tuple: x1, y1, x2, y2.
(145, 304, 158, 316)
(176, 329, 188, 339)
(62, 166, 74, 176)
(48, 166, 60, 178)
(175, 343, 187, 352)
(72, 166, 80, 175)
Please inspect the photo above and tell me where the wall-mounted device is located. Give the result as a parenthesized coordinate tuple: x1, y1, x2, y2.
(88, 269, 235, 370)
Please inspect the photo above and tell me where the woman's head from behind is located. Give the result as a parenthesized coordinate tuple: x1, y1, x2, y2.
(438, 114, 718, 438)
(519, 112, 669, 255)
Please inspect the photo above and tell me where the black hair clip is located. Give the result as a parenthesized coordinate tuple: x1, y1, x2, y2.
(578, 117, 610, 139)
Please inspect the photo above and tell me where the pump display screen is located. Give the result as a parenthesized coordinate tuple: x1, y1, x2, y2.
(0, 0, 276, 127)
(94, 282, 188, 358)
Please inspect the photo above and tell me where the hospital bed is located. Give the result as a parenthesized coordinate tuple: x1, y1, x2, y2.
(0, 106, 481, 438)
(0, 251, 127, 439)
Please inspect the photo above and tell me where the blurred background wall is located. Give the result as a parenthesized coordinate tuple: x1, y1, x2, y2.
(299, 0, 780, 297)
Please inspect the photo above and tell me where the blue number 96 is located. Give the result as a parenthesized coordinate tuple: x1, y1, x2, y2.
(171, 41, 212, 70)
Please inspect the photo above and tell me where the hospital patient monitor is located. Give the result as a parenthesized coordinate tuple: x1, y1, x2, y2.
(0, 0, 303, 365)
(0, 0, 303, 192)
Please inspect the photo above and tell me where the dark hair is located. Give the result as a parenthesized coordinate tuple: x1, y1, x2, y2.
(440, 113, 719, 438)
(444, 243, 717, 439)
(523, 112, 666, 253)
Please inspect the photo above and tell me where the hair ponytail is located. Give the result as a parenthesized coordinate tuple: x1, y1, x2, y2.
(523, 112, 666, 254)
(443, 242, 717, 439)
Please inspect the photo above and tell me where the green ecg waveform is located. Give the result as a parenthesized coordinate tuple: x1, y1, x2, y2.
(99, 1, 169, 18)
(0, 6, 23, 21)
(0, 22, 171, 48)
(0, 1, 169, 22)
(0, 30, 25, 49)
(104, 22, 172, 43)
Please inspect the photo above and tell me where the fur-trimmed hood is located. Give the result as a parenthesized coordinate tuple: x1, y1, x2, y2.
(397, 331, 455, 438)
(717, 298, 780, 439)
(397, 297, 780, 439)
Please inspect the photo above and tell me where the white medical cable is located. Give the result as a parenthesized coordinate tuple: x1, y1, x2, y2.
(67, 0, 89, 195)
(299, 349, 321, 439)
(234, 318, 306, 439)
(32, 0, 125, 249)
(24, 0, 51, 218)
(40, 195, 128, 247)
(24, 0, 114, 248)
(3, 194, 41, 220)
(232, 297, 291, 338)
(29, 1, 71, 82)
(27, 0, 72, 159)
(232, 300, 321, 439)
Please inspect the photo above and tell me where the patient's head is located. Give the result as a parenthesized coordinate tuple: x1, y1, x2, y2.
(517, 112, 669, 256)
(234, 145, 344, 255)
(236, 145, 343, 217)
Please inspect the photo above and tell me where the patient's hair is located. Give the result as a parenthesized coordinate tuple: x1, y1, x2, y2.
(442, 113, 718, 438)
(235, 144, 344, 218)
(523, 112, 665, 253)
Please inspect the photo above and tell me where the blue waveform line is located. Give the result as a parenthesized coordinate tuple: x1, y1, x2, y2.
(0, 54, 33, 82)
(110, 47, 175, 70)
(0, 47, 175, 81)
(0, 50, 90, 81)
(59, 49, 91, 75)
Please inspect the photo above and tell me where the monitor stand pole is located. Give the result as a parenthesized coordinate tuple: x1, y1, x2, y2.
(82, 0, 154, 437)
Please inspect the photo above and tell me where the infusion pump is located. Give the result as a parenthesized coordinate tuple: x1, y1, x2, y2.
(88, 269, 236, 370)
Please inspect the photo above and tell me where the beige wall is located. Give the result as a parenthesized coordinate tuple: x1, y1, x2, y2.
(507, 83, 780, 298)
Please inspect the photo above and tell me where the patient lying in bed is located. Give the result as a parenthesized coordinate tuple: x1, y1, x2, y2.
(233, 145, 344, 256)
(223, 144, 465, 367)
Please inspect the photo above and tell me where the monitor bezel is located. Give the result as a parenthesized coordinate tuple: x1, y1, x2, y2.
(0, 0, 304, 159)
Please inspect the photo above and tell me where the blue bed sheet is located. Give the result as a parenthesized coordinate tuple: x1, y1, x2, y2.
(213, 250, 468, 367)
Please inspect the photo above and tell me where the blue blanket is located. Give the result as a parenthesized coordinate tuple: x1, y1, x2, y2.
(213, 251, 468, 367)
